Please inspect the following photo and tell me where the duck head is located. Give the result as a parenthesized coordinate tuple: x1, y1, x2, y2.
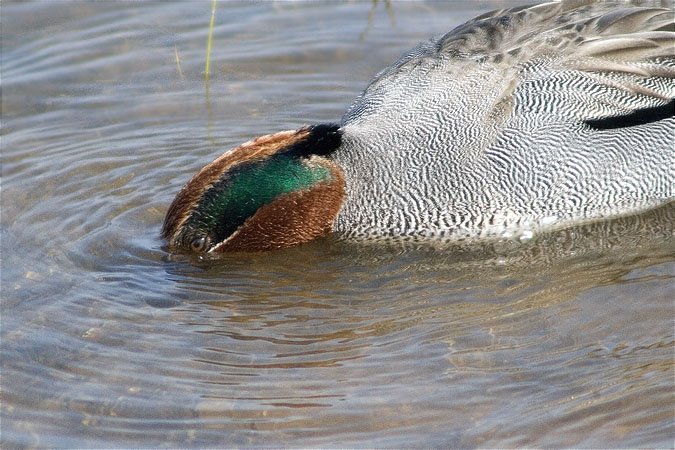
(162, 124, 344, 252)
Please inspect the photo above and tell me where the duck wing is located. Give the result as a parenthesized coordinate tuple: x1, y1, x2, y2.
(343, 1, 675, 131)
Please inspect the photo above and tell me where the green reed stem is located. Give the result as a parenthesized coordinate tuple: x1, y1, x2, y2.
(205, 0, 217, 82)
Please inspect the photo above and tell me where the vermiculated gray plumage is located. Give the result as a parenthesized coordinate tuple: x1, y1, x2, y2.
(334, 1, 674, 240)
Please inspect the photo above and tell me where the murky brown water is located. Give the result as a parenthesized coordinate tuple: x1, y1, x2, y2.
(2, 1, 674, 448)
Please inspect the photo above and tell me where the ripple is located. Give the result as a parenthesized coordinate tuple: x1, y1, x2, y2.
(2, 1, 674, 448)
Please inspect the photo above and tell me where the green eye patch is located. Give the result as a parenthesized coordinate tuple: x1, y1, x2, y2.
(184, 154, 332, 245)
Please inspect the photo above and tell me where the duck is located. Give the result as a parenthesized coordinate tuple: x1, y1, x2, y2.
(162, 0, 674, 252)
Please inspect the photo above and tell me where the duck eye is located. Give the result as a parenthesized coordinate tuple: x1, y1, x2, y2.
(190, 236, 209, 252)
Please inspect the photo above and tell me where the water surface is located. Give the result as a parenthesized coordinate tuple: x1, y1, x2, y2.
(2, 1, 674, 447)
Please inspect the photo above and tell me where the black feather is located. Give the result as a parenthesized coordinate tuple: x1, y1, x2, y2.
(585, 99, 675, 130)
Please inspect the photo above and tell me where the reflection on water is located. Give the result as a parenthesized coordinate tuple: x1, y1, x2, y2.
(2, 1, 674, 448)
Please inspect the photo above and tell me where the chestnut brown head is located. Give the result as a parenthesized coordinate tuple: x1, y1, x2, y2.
(162, 124, 345, 252)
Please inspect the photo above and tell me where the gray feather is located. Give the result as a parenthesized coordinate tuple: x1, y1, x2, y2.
(335, 0, 675, 240)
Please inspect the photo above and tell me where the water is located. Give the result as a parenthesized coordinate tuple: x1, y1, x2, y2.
(2, 1, 673, 447)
